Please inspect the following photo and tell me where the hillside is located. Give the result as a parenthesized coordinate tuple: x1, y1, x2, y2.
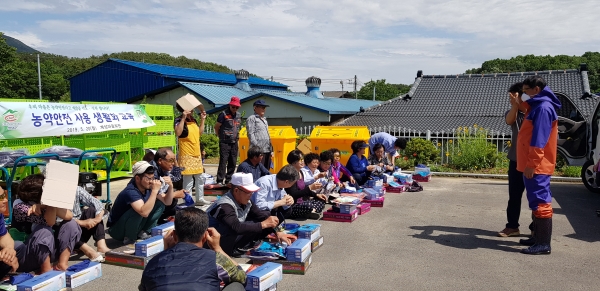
(1, 34, 39, 53)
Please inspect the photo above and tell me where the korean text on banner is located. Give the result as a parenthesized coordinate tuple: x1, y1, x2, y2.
(42, 160, 79, 209)
(0, 102, 156, 139)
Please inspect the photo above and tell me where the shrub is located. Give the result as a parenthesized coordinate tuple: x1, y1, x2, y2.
(200, 134, 220, 158)
(400, 138, 440, 166)
(561, 166, 581, 177)
(448, 126, 502, 170)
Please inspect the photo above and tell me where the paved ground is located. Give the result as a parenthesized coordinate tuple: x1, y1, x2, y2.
(75, 166, 600, 291)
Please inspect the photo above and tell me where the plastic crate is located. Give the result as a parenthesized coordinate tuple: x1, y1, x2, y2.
(0, 138, 52, 154)
(143, 135, 176, 149)
(144, 119, 174, 133)
(0, 98, 48, 103)
(129, 133, 144, 149)
(143, 104, 174, 117)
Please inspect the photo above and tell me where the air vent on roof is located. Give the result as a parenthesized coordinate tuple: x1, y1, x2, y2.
(306, 76, 324, 99)
(234, 69, 251, 91)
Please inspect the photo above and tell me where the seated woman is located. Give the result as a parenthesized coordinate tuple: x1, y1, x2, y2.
(72, 186, 111, 260)
(328, 148, 356, 187)
(285, 150, 327, 219)
(13, 174, 82, 271)
(345, 140, 377, 186)
(301, 153, 327, 186)
(368, 143, 395, 179)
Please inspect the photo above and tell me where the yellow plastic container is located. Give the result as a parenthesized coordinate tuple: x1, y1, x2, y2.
(309, 126, 371, 166)
(239, 126, 298, 173)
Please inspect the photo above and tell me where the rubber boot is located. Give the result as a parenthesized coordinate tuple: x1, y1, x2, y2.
(520, 214, 536, 246)
(521, 217, 551, 255)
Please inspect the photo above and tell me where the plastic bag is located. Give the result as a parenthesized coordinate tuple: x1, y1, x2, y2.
(0, 148, 29, 167)
(35, 146, 98, 159)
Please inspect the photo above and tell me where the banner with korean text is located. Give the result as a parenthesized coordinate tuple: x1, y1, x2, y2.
(0, 102, 156, 139)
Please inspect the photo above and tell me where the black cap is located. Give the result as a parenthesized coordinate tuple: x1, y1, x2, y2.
(253, 100, 269, 107)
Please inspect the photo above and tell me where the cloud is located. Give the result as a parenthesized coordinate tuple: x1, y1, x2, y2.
(1, 0, 599, 91)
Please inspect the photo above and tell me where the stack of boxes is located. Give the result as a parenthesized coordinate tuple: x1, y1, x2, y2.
(413, 166, 431, 182)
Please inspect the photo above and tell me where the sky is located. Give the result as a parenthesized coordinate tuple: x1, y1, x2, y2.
(1, 0, 599, 92)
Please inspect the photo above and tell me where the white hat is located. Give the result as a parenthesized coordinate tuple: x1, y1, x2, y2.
(132, 161, 154, 176)
(231, 173, 260, 192)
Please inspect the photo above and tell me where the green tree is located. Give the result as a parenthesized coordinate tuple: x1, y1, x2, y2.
(357, 79, 410, 101)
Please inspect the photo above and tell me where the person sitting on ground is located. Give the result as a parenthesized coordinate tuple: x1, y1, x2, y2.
(368, 132, 407, 163)
(301, 153, 327, 186)
(251, 165, 299, 218)
(346, 140, 377, 186)
(368, 143, 395, 178)
(107, 161, 174, 245)
(328, 148, 356, 187)
(236, 146, 270, 182)
(207, 173, 294, 256)
(139, 207, 246, 291)
(12, 174, 81, 271)
(71, 186, 111, 261)
(144, 148, 187, 224)
(284, 150, 326, 219)
(0, 186, 54, 276)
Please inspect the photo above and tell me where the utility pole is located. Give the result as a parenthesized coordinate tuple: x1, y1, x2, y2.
(354, 75, 357, 99)
(37, 54, 42, 100)
(372, 79, 375, 101)
(340, 80, 344, 91)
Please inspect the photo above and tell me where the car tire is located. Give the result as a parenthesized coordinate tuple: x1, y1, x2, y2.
(581, 160, 600, 193)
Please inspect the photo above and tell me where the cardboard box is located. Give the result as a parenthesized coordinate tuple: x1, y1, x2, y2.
(363, 196, 385, 207)
(176, 93, 204, 112)
(42, 160, 79, 209)
(286, 238, 311, 262)
(386, 185, 404, 193)
(357, 203, 371, 215)
(151, 221, 174, 237)
(323, 209, 358, 222)
(311, 236, 324, 252)
(66, 261, 102, 288)
(413, 174, 431, 182)
(17, 270, 65, 291)
(135, 235, 164, 257)
(245, 262, 283, 291)
(104, 245, 154, 269)
(363, 188, 380, 200)
(203, 188, 229, 196)
(253, 254, 313, 275)
(297, 224, 321, 242)
(338, 203, 357, 214)
(296, 139, 311, 155)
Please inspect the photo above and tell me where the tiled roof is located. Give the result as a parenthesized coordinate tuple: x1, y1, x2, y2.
(341, 70, 599, 134)
(252, 90, 381, 114)
(111, 59, 288, 88)
(179, 82, 253, 107)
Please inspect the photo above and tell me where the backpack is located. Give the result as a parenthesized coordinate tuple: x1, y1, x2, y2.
(406, 181, 423, 192)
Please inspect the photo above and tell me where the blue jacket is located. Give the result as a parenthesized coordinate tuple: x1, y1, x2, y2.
(139, 242, 220, 291)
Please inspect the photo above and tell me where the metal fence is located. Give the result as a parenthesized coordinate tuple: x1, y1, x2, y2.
(204, 124, 512, 164)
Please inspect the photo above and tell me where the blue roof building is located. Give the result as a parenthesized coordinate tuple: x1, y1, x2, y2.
(69, 58, 288, 102)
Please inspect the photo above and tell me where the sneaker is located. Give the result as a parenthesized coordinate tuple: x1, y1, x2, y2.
(519, 237, 535, 246)
(137, 230, 151, 240)
(123, 237, 136, 245)
(497, 228, 520, 237)
(520, 244, 551, 255)
(195, 198, 211, 206)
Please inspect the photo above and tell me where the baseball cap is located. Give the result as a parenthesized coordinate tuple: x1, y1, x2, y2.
(358, 142, 369, 149)
(253, 100, 269, 107)
(132, 161, 154, 176)
(231, 173, 260, 192)
(228, 96, 241, 107)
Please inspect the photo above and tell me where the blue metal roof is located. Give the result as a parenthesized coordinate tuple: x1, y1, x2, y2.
(179, 82, 253, 109)
(249, 89, 381, 114)
(110, 59, 288, 88)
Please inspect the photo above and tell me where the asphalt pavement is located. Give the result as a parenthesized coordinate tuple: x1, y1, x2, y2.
(75, 165, 600, 291)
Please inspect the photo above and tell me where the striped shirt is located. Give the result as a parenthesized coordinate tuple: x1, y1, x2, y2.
(246, 114, 271, 153)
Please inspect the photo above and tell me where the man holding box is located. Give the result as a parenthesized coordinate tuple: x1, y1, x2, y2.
(207, 173, 293, 257)
(107, 161, 174, 245)
(140, 207, 246, 291)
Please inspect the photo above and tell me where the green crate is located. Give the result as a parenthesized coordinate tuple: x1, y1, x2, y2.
(129, 133, 143, 148)
(143, 135, 176, 149)
(145, 119, 174, 133)
(143, 104, 174, 117)
(62, 136, 85, 150)
(0, 138, 52, 155)
(84, 139, 130, 152)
